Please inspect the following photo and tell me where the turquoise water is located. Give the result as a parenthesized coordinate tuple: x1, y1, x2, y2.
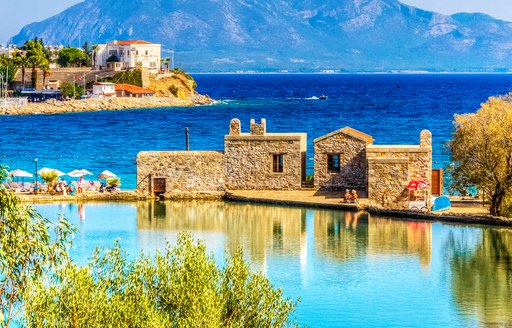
(35, 201, 512, 327)
(3, 74, 512, 188)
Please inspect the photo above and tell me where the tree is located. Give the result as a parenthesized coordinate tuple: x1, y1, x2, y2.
(60, 81, 84, 99)
(449, 94, 512, 216)
(23, 38, 49, 88)
(57, 47, 86, 67)
(11, 51, 27, 88)
(25, 233, 298, 327)
(0, 55, 18, 90)
(82, 41, 92, 67)
(0, 166, 76, 327)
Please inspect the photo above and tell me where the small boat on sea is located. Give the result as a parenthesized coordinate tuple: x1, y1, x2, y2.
(319, 95, 328, 100)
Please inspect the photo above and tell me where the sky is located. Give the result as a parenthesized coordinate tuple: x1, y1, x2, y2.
(1, 0, 512, 45)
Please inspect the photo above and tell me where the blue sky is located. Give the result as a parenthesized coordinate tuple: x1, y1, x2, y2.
(1, 0, 511, 45)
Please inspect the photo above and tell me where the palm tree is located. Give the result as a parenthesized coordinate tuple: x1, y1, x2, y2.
(23, 38, 49, 89)
(11, 51, 27, 88)
(41, 62, 51, 89)
(165, 57, 170, 71)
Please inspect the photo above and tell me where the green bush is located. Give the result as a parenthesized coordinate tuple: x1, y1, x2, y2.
(25, 233, 298, 327)
(168, 85, 179, 96)
(107, 177, 121, 187)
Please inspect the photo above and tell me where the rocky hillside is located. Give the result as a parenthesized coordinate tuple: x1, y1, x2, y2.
(10, 0, 512, 72)
(149, 72, 198, 99)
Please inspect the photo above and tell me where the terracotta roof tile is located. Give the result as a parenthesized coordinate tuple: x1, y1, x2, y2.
(115, 84, 154, 94)
(114, 40, 152, 45)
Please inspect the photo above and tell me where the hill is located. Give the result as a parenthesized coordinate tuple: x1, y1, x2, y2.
(10, 0, 512, 72)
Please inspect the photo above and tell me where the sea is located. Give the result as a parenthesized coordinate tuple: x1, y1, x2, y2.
(2, 73, 512, 188)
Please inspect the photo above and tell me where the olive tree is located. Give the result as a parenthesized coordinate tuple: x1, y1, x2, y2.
(25, 233, 298, 327)
(449, 94, 512, 216)
(0, 166, 76, 327)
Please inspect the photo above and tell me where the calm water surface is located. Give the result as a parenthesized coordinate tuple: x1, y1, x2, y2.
(35, 201, 512, 327)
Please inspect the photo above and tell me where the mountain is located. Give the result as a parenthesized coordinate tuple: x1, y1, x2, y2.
(10, 0, 512, 72)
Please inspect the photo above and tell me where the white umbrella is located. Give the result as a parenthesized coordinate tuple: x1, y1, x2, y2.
(97, 170, 116, 180)
(9, 169, 33, 178)
(67, 169, 93, 177)
(37, 168, 66, 176)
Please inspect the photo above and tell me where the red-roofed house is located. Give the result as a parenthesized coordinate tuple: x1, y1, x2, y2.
(115, 84, 154, 98)
(91, 82, 116, 98)
(93, 40, 161, 74)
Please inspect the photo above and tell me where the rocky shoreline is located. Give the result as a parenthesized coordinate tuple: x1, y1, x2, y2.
(0, 94, 213, 115)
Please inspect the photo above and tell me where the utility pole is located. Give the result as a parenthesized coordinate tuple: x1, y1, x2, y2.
(185, 127, 189, 151)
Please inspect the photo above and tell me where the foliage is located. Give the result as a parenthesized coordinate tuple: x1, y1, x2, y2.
(25, 232, 298, 327)
(305, 174, 314, 182)
(0, 55, 18, 85)
(57, 47, 86, 67)
(23, 37, 49, 87)
(106, 177, 121, 187)
(82, 41, 92, 66)
(0, 165, 76, 327)
(449, 93, 512, 216)
(40, 171, 59, 184)
(168, 85, 179, 96)
(105, 69, 142, 87)
(60, 82, 84, 99)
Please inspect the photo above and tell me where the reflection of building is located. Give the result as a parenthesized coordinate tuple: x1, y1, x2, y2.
(367, 217, 432, 268)
(93, 40, 161, 74)
(136, 201, 432, 270)
(136, 201, 307, 264)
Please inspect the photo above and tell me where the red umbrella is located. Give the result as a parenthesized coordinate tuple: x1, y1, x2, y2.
(407, 179, 430, 190)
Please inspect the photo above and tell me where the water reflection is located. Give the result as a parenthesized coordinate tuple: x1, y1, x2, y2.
(137, 201, 432, 268)
(33, 201, 512, 326)
(447, 227, 512, 326)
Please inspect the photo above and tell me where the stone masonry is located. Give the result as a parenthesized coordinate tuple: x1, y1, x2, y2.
(314, 127, 374, 193)
(224, 119, 307, 190)
(136, 151, 225, 198)
(367, 130, 432, 210)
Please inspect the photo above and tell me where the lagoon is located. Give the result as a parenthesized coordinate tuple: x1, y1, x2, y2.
(35, 201, 512, 327)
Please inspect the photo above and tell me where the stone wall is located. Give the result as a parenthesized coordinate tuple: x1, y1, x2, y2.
(314, 133, 368, 193)
(224, 118, 306, 190)
(136, 151, 225, 197)
(367, 130, 432, 210)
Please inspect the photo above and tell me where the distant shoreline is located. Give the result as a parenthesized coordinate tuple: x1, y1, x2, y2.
(190, 71, 512, 75)
(0, 94, 213, 116)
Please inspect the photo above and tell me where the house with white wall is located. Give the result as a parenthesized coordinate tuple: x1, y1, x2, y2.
(91, 82, 116, 98)
(93, 40, 161, 74)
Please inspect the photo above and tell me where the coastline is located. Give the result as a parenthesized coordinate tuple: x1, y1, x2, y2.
(16, 189, 512, 227)
(0, 94, 213, 115)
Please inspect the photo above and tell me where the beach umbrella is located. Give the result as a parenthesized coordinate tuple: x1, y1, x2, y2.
(97, 170, 116, 180)
(8, 169, 33, 178)
(37, 168, 66, 176)
(407, 179, 430, 190)
(68, 169, 93, 177)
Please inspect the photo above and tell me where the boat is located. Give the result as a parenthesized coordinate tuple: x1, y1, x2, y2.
(319, 95, 328, 100)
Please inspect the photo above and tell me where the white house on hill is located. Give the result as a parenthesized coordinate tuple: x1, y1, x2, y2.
(93, 40, 161, 74)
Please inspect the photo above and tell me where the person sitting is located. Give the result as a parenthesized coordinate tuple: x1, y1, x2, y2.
(351, 190, 359, 204)
(77, 176, 85, 194)
(59, 178, 67, 196)
(344, 189, 352, 203)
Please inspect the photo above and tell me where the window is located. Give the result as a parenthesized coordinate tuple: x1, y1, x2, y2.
(273, 154, 284, 173)
(145, 50, 149, 55)
(327, 154, 340, 172)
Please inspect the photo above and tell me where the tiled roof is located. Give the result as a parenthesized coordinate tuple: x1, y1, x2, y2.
(313, 126, 374, 144)
(114, 40, 152, 45)
(115, 84, 154, 94)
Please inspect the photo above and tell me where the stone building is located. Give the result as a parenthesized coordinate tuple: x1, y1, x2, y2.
(136, 119, 432, 210)
(224, 119, 307, 190)
(314, 127, 374, 193)
(366, 130, 432, 210)
(136, 118, 307, 198)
